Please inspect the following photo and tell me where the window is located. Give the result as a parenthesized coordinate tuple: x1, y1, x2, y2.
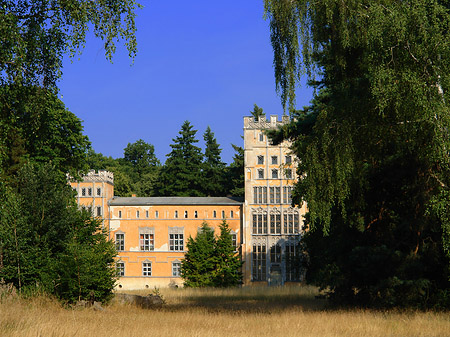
(136, 210, 140, 218)
(285, 169, 292, 179)
(252, 243, 266, 281)
(269, 187, 274, 203)
(175, 210, 178, 218)
(155, 210, 159, 218)
(96, 206, 102, 217)
(213, 210, 217, 218)
(254, 186, 268, 204)
(275, 187, 281, 203)
(96, 188, 101, 196)
(222, 210, 225, 219)
(269, 213, 281, 234)
(272, 169, 278, 179)
(231, 232, 237, 250)
(81, 188, 86, 196)
(140, 233, 154, 251)
(116, 262, 125, 276)
(142, 261, 152, 277)
(184, 210, 188, 218)
(172, 261, 181, 277)
(283, 187, 293, 204)
(259, 133, 264, 142)
(285, 155, 292, 164)
(271, 156, 278, 165)
(88, 188, 92, 196)
(252, 210, 268, 234)
(286, 243, 300, 281)
(169, 233, 184, 251)
(146, 210, 149, 218)
(270, 243, 282, 263)
(284, 211, 300, 234)
(194, 211, 198, 218)
(257, 155, 264, 165)
(258, 169, 264, 179)
(115, 233, 124, 251)
(230, 210, 234, 218)
(118, 210, 122, 218)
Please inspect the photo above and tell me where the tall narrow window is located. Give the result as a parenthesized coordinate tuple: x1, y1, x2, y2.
(140, 233, 154, 251)
(96, 206, 102, 217)
(115, 233, 124, 251)
(146, 210, 149, 218)
(259, 133, 264, 142)
(253, 187, 258, 204)
(257, 155, 264, 165)
(142, 261, 152, 277)
(213, 210, 217, 218)
(271, 156, 278, 165)
(194, 211, 198, 218)
(269, 187, 275, 203)
(286, 243, 300, 281)
(275, 187, 281, 203)
(81, 188, 86, 196)
(270, 244, 282, 263)
(285, 155, 292, 164)
(136, 210, 140, 218)
(172, 261, 181, 277)
(118, 210, 122, 218)
(184, 210, 188, 218)
(230, 210, 234, 218)
(231, 232, 237, 250)
(96, 188, 101, 196)
(263, 187, 267, 203)
(116, 262, 125, 276)
(252, 243, 266, 281)
(222, 210, 225, 219)
(175, 210, 178, 218)
(285, 168, 292, 179)
(88, 188, 92, 196)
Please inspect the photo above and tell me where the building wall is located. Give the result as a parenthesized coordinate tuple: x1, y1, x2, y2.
(109, 203, 242, 289)
(242, 115, 307, 285)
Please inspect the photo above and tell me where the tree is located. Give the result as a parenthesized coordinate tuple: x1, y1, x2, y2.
(181, 222, 216, 287)
(213, 220, 242, 287)
(181, 221, 242, 288)
(225, 144, 244, 197)
(202, 126, 226, 196)
(0, 163, 116, 303)
(156, 121, 204, 196)
(265, 0, 450, 307)
(250, 104, 265, 121)
(123, 139, 160, 176)
(1, 0, 140, 88)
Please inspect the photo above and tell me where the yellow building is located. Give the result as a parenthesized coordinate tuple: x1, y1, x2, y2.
(71, 114, 306, 289)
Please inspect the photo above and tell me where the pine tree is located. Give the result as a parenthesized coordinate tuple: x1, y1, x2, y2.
(156, 121, 204, 196)
(202, 126, 226, 196)
(181, 222, 216, 287)
(213, 220, 242, 287)
(226, 144, 244, 197)
(250, 104, 265, 121)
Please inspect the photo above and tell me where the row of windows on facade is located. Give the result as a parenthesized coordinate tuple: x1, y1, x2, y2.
(79, 187, 102, 197)
(253, 186, 293, 204)
(116, 209, 234, 219)
(252, 242, 301, 282)
(115, 232, 238, 252)
(257, 155, 292, 166)
(116, 261, 182, 277)
(257, 168, 292, 180)
(80, 205, 102, 217)
(252, 211, 301, 235)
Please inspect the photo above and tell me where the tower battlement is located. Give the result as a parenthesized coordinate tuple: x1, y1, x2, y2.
(82, 170, 114, 184)
(243, 114, 290, 130)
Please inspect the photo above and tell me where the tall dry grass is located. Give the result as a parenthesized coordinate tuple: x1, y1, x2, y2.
(1, 286, 449, 337)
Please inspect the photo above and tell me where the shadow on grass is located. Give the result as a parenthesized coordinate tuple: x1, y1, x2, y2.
(159, 288, 328, 314)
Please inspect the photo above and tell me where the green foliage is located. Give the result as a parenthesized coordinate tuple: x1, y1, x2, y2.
(0, 86, 91, 180)
(202, 126, 226, 197)
(156, 121, 204, 196)
(225, 144, 245, 197)
(181, 221, 242, 287)
(0, 0, 141, 88)
(0, 163, 116, 303)
(250, 104, 265, 121)
(265, 0, 450, 307)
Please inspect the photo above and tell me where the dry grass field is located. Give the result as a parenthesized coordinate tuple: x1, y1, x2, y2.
(1, 286, 449, 337)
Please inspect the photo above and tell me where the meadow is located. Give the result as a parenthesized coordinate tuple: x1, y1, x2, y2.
(1, 286, 449, 337)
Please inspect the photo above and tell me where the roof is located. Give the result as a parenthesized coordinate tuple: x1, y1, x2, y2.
(109, 196, 244, 206)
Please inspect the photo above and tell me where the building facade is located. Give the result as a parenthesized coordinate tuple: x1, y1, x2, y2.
(242, 115, 307, 286)
(71, 114, 306, 289)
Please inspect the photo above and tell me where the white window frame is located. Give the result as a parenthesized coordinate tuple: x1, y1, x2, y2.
(142, 261, 152, 277)
(115, 233, 125, 251)
(172, 261, 181, 277)
(116, 261, 125, 276)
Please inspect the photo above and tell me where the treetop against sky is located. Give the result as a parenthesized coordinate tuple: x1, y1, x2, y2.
(58, 1, 313, 164)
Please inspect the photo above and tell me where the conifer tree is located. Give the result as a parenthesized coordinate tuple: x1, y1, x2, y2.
(156, 121, 204, 196)
(202, 126, 226, 196)
(226, 144, 244, 197)
(213, 220, 242, 287)
(250, 104, 265, 121)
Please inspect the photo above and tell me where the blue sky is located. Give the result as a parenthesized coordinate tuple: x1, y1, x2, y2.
(59, 1, 313, 164)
